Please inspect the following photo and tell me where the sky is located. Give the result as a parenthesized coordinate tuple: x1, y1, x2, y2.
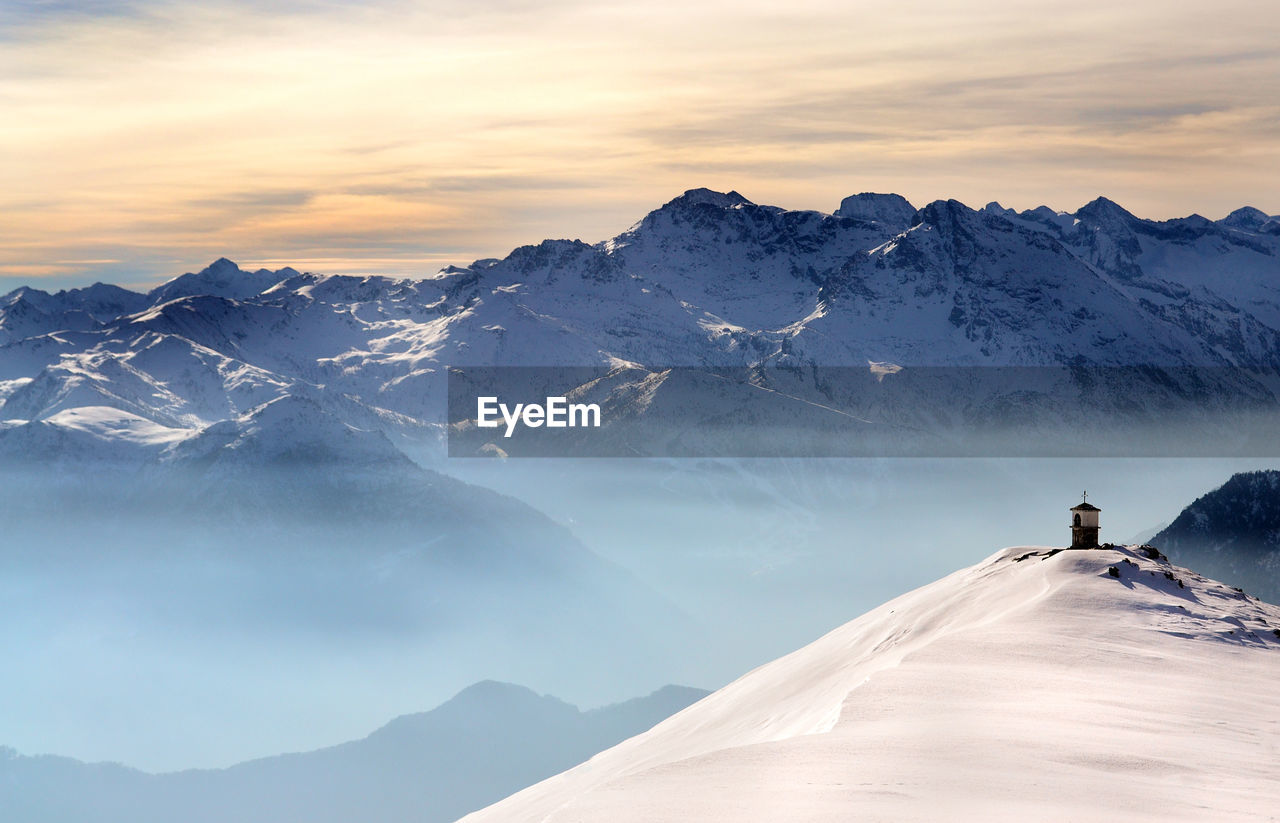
(2, 0, 1279, 291)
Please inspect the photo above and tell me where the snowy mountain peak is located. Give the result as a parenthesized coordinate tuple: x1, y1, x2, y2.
(980, 200, 1017, 218)
(164, 394, 407, 469)
(664, 188, 754, 210)
(917, 197, 977, 228)
(149, 258, 295, 304)
(1075, 195, 1137, 225)
(0, 282, 148, 338)
(2, 285, 51, 309)
(60, 282, 148, 318)
(833, 192, 917, 228)
(1219, 206, 1274, 232)
(464, 543, 1280, 822)
(206, 256, 239, 273)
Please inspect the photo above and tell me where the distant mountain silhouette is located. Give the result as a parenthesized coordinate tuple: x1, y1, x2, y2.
(1154, 470, 1280, 602)
(0, 680, 708, 823)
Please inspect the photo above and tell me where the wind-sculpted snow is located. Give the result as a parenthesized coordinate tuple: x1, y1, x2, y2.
(462, 545, 1280, 823)
(1, 190, 1278, 458)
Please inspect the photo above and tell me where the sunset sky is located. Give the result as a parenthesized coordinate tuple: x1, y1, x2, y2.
(3, 0, 1278, 290)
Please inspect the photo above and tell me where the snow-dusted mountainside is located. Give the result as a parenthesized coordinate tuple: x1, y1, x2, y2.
(463, 545, 1280, 823)
(0, 681, 708, 823)
(1155, 471, 1280, 603)
(2, 191, 1278, 457)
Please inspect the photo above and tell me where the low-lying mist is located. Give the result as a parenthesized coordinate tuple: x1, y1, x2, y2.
(2, 453, 1273, 772)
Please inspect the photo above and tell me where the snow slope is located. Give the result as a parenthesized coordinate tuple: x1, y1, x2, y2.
(462, 545, 1280, 823)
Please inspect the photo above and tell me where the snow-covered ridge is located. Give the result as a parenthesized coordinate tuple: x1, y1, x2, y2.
(1, 191, 1279, 458)
(462, 544, 1280, 822)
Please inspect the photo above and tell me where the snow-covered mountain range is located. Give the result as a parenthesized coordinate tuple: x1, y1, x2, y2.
(462, 544, 1280, 823)
(2, 190, 1279, 458)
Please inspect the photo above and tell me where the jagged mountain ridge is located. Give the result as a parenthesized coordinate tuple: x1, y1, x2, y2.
(0, 680, 708, 823)
(1, 191, 1279, 454)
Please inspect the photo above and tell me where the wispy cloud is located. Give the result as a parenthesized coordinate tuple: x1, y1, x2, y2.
(2, 0, 1278, 289)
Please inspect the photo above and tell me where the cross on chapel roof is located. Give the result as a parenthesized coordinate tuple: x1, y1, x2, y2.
(1071, 490, 1100, 512)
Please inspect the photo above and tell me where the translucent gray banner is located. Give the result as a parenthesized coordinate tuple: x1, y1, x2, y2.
(446, 365, 1280, 457)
